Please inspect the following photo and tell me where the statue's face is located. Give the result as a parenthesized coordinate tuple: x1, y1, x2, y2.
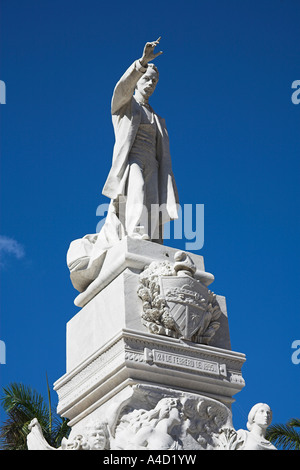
(254, 405, 272, 429)
(88, 427, 107, 450)
(136, 68, 159, 99)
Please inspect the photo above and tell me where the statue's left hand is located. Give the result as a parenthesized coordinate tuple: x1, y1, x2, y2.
(140, 37, 163, 67)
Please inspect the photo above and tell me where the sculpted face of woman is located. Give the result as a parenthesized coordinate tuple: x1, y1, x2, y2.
(253, 404, 272, 430)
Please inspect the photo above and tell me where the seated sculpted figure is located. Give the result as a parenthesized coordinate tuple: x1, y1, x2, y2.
(67, 38, 179, 292)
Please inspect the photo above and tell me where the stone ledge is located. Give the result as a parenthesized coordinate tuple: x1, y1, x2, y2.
(54, 328, 245, 423)
(73, 237, 214, 308)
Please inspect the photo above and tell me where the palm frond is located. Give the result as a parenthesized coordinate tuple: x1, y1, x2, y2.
(266, 421, 300, 450)
(287, 418, 300, 429)
(0, 382, 70, 450)
(1, 382, 49, 425)
(52, 417, 71, 447)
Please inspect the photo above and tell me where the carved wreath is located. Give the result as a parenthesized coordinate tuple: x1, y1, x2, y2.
(137, 256, 221, 344)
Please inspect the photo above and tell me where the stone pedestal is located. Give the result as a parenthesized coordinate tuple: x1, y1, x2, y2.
(53, 237, 246, 450)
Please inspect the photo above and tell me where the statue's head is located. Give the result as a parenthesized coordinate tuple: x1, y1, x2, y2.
(86, 422, 109, 450)
(246, 403, 272, 433)
(135, 63, 159, 100)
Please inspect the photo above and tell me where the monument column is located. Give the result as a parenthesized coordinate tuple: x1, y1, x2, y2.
(53, 237, 246, 450)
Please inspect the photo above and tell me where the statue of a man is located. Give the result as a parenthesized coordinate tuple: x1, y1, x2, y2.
(101, 37, 179, 242)
(67, 39, 179, 291)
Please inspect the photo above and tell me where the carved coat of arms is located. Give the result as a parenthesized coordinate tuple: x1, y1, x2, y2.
(137, 251, 221, 344)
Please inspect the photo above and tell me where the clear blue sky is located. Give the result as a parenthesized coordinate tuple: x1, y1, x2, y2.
(0, 0, 299, 435)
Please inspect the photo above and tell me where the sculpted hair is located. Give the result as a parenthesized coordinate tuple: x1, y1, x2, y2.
(135, 63, 159, 90)
(147, 63, 159, 77)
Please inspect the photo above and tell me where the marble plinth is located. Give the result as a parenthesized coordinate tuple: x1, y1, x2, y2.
(53, 237, 246, 450)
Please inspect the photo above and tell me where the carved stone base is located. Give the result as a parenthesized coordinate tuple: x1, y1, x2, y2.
(27, 384, 276, 451)
(27, 384, 277, 450)
(52, 238, 247, 450)
(55, 328, 245, 427)
(57, 384, 235, 450)
(65, 237, 232, 372)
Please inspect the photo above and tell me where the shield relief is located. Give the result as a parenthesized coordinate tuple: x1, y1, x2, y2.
(159, 275, 211, 341)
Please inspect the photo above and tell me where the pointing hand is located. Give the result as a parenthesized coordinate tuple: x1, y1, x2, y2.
(140, 37, 163, 67)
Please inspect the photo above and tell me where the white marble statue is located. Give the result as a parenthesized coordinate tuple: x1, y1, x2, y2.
(113, 397, 183, 450)
(67, 38, 179, 292)
(103, 36, 179, 241)
(29, 392, 277, 451)
(214, 402, 277, 450)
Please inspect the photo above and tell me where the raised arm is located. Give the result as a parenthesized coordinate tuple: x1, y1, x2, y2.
(111, 38, 163, 115)
(111, 60, 147, 115)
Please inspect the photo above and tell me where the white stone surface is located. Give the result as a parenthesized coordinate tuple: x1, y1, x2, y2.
(72, 237, 214, 308)
(55, 328, 245, 427)
(236, 403, 277, 450)
(55, 238, 246, 451)
(27, 394, 277, 450)
(213, 403, 277, 450)
(65, 240, 229, 372)
(56, 384, 235, 450)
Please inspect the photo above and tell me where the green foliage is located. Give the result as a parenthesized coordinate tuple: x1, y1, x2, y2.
(266, 418, 300, 450)
(0, 382, 70, 450)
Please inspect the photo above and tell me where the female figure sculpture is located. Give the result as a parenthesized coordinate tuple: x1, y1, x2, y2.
(237, 403, 277, 450)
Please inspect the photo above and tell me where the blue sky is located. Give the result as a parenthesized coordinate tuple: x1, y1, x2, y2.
(0, 0, 299, 436)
